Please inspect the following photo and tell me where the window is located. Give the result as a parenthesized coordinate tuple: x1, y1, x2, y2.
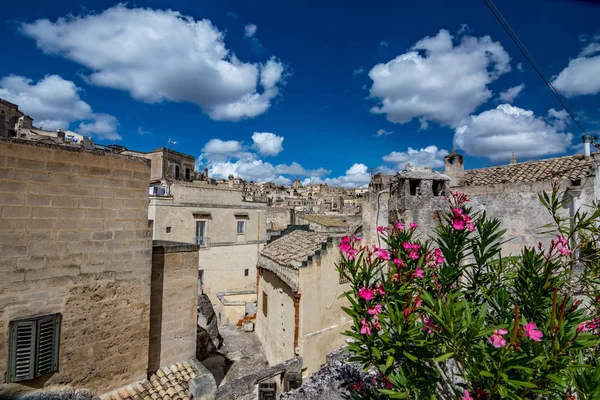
(198, 269, 205, 285)
(166, 226, 171, 233)
(185, 168, 191, 180)
(258, 382, 276, 400)
(262, 291, 268, 317)
(7, 314, 61, 382)
(237, 220, 245, 235)
(409, 179, 420, 196)
(175, 165, 180, 179)
(433, 180, 444, 197)
(244, 269, 249, 277)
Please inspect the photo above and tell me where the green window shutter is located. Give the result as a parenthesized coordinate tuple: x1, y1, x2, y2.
(7, 320, 36, 382)
(35, 315, 60, 376)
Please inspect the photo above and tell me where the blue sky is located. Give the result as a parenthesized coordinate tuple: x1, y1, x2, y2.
(1, 0, 599, 187)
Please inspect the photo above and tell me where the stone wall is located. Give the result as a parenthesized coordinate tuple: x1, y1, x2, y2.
(267, 207, 294, 229)
(0, 139, 152, 395)
(298, 238, 351, 376)
(149, 241, 199, 371)
(256, 269, 296, 367)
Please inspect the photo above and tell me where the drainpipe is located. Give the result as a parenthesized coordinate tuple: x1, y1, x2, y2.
(293, 293, 301, 356)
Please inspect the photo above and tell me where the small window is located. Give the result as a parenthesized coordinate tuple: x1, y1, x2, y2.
(166, 227, 171, 233)
(433, 180, 444, 197)
(259, 382, 276, 400)
(185, 168, 191, 180)
(244, 269, 249, 277)
(262, 291, 268, 317)
(175, 165, 180, 179)
(7, 314, 61, 382)
(237, 220, 245, 235)
(198, 269, 204, 285)
(409, 179, 420, 196)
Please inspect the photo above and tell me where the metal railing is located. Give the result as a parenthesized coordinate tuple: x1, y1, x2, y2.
(194, 236, 210, 247)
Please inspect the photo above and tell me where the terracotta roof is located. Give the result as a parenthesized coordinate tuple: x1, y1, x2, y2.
(261, 230, 330, 267)
(100, 361, 198, 400)
(464, 154, 593, 186)
(297, 214, 347, 228)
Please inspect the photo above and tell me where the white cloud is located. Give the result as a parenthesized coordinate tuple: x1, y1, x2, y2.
(352, 66, 364, 76)
(498, 83, 525, 103)
(252, 132, 283, 156)
(382, 146, 449, 169)
(368, 29, 510, 127)
(375, 129, 393, 137)
(517, 62, 524, 72)
(21, 5, 287, 122)
(380, 41, 389, 47)
(199, 134, 329, 183)
(244, 23, 257, 38)
(0, 74, 121, 140)
(78, 114, 122, 141)
(302, 163, 372, 188)
(454, 104, 573, 162)
(137, 126, 151, 136)
(548, 108, 570, 131)
(552, 35, 600, 98)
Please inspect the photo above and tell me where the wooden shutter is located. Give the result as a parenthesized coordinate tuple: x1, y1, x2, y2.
(35, 315, 60, 376)
(8, 320, 36, 382)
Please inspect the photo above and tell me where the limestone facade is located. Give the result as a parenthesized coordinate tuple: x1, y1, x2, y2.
(256, 231, 351, 378)
(148, 182, 267, 304)
(0, 139, 152, 394)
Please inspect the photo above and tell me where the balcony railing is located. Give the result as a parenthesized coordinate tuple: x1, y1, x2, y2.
(194, 236, 210, 247)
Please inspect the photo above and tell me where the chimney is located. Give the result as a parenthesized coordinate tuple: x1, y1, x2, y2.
(510, 153, 517, 165)
(583, 134, 591, 157)
(444, 149, 464, 188)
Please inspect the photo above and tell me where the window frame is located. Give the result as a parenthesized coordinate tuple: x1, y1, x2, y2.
(262, 291, 268, 317)
(237, 220, 245, 235)
(7, 313, 61, 383)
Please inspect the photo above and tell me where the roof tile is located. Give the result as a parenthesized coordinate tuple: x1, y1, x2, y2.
(261, 230, 330, 267)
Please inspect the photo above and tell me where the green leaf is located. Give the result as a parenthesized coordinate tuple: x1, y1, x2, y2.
(479, 370, 494, 378)
(433, 352, 454, 363)
(402, 351, 418, 362)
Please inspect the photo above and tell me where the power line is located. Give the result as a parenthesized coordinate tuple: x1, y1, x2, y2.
(482, 0, 589, 137)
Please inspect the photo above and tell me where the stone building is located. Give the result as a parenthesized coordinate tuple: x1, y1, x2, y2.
(295, 214, 348, 234)
(149, 182, 267, 305)
(143, 148, 196, 183)
(0, 138, 207, 398)
(363, 150, 600, 255)
(256, 231, 351, 378)
(0, 99, 32, 138)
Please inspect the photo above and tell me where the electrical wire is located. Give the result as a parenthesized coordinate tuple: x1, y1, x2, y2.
(482, 0, 589, 136)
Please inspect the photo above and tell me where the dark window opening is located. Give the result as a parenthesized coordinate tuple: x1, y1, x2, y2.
(7, 314, 61, 383)
(285, 372, 302, 392)
(570, 179, 581, 187)
(244, 269, 249, 276)
(166, 226, 171, 233)
(262, 291, 268, 317)
(175, 165, 180, 179)
(199, 270, 204, 285)
(409, 179, 420, 196)
(433, 180, 444, 196)
(448, 157, 455, 165)
(259, 382, 276, 400)
(185, 168, 191, 180)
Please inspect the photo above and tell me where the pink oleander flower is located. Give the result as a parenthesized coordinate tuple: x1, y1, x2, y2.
(373, 320, 382, 330)
(360, 318, 371, 335)
(395, 221, 404, 230)
(376, 284, 386, 296)
(489, 329, 508, 348)
(391, 273, 401, 283)
(578, 323, 589, 333)
(347, 249, 358, 260)
(415, 299, 423, 308)
(434, 248, 445, 264)
(375, 248, 391, 260)
(462, 390, 473, 400)
(560, 247, 572, 257)
(557, 235, 568, 246)
(358, 287, 374, 301)
(414, 268, 424, 278)
(422, 317, 436, 334)
(341, 236, 350, 243)
(368, 303, 383, 315)
(339, 242, 351, 253)
(377, 226, 387, 233)
(410, 222, 418, 230)
(353, 235, 361, 241)
(452, 207, 463, 216)
(410, 243, 420, 250)
(523, 322, 543, 342)
(393, 258, 405, 267)
(402, 242, 412, 250)
(409, 251, 419, 260)
(467, 222, 475, 232)
(452, 218, 465, 231)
